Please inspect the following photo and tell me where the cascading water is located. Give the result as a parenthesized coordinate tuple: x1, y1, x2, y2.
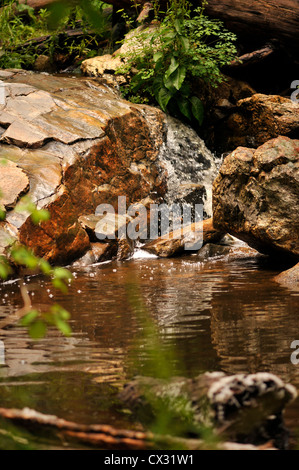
(157, 116, 221, 219)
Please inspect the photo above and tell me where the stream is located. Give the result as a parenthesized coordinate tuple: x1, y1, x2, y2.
(0, 245, 298, 449)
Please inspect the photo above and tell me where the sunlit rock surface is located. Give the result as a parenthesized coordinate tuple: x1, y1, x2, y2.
(274, 262, 299, 290)
(215, 93, 299, 151)
(0, 71, 217, 264)
(213, 136, 299, 260)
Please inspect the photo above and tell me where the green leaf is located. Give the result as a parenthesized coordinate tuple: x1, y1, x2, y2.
(190, 96, 204, 125)
(20, 310, 39, 327)
(179, 36, 190, 52)
(29, 320, 47, 339)
(53, 267, 72, 281)
(31, 209, 50, 225)
(153, 52, 163, 63)
(52, 278, 68, 294)
(170, 66, 186, 91)
(157, 87, 173, 112)
(163, 76, 176, 93)
(177, 96, 192, 120)
(55, 319, 72, 337)
(39, 259, 52, 276)
(174, 19, 182, 34)
(0, 206, 5, 221)
(164, 56, 179, 80)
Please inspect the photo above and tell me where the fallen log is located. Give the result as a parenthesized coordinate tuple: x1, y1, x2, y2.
(204, 0, 299, 49)
(0, 407, 277, 450)
(226, 45, 276, 70)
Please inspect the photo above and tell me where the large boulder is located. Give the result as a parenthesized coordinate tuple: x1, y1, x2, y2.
(217, 94, 299, 151)
(213, 136, 299, 260)
(0, 71, 218, 265)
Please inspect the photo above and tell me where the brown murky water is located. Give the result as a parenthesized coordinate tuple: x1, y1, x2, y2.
(0, 247, 299, 449)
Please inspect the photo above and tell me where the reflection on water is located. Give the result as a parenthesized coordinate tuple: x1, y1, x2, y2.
(0, 249, 299, 447)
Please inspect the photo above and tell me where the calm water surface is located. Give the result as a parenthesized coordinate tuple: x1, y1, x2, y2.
(0, 248, 298, 448)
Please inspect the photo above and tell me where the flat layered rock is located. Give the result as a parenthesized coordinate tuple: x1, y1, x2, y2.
(0, 159, 29, 208)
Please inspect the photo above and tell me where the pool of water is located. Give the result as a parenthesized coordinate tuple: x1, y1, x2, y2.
(0, 246, 298, 449)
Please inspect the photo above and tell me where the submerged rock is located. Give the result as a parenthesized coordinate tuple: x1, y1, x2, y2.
(0, 71, 217, 265)
(119, 372, 297, 449)
(213, 136, 299, 260)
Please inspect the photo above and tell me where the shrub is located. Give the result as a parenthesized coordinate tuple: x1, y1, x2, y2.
(118, 0, 238, 125)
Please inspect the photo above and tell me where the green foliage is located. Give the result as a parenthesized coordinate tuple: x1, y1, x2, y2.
(21, 304, 71, 339)
(118, 0, 238, 125)
(0, 0, 112, 69)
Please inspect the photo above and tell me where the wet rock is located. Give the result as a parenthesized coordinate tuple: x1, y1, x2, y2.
(72, 242, 116, 267)
(196, 243, 232, 261)
(0, 159, 29, 208)
(142, 218, 224, 258)
(217, 94, 299, 151)
(119, 372, 297, 449)
(213, 136, 299, 260)
(274, 262, 299, 290)
(0, 221, 17, 256)
(79, 212, 135, 260)
(0, 71, 217, 265)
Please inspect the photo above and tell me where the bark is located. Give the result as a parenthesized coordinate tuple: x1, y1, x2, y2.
(203, 0, 299, 48)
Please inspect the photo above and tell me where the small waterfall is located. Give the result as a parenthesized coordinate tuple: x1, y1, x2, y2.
(158, 116, 221, 218)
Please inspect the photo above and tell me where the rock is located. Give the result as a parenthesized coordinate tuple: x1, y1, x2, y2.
(196, 243, 232, 261)
(78, 212, 135, 260)
(81, 54, 124, 79)
(0, 221, 17, 256)
(218, 94, 299, 151)
(197, 76, 256, 151)
(213, 136, 299, 260)
(33, 55, 54, 73)
(142, 218, 224, 258)
(72, 242, 115, 267)
(119, 372, 297, 449)
(157, 116, 219, 218)
(274, 262, 299, 290)
(0, 71, 217, 265)
(0, 159, 29, 208)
